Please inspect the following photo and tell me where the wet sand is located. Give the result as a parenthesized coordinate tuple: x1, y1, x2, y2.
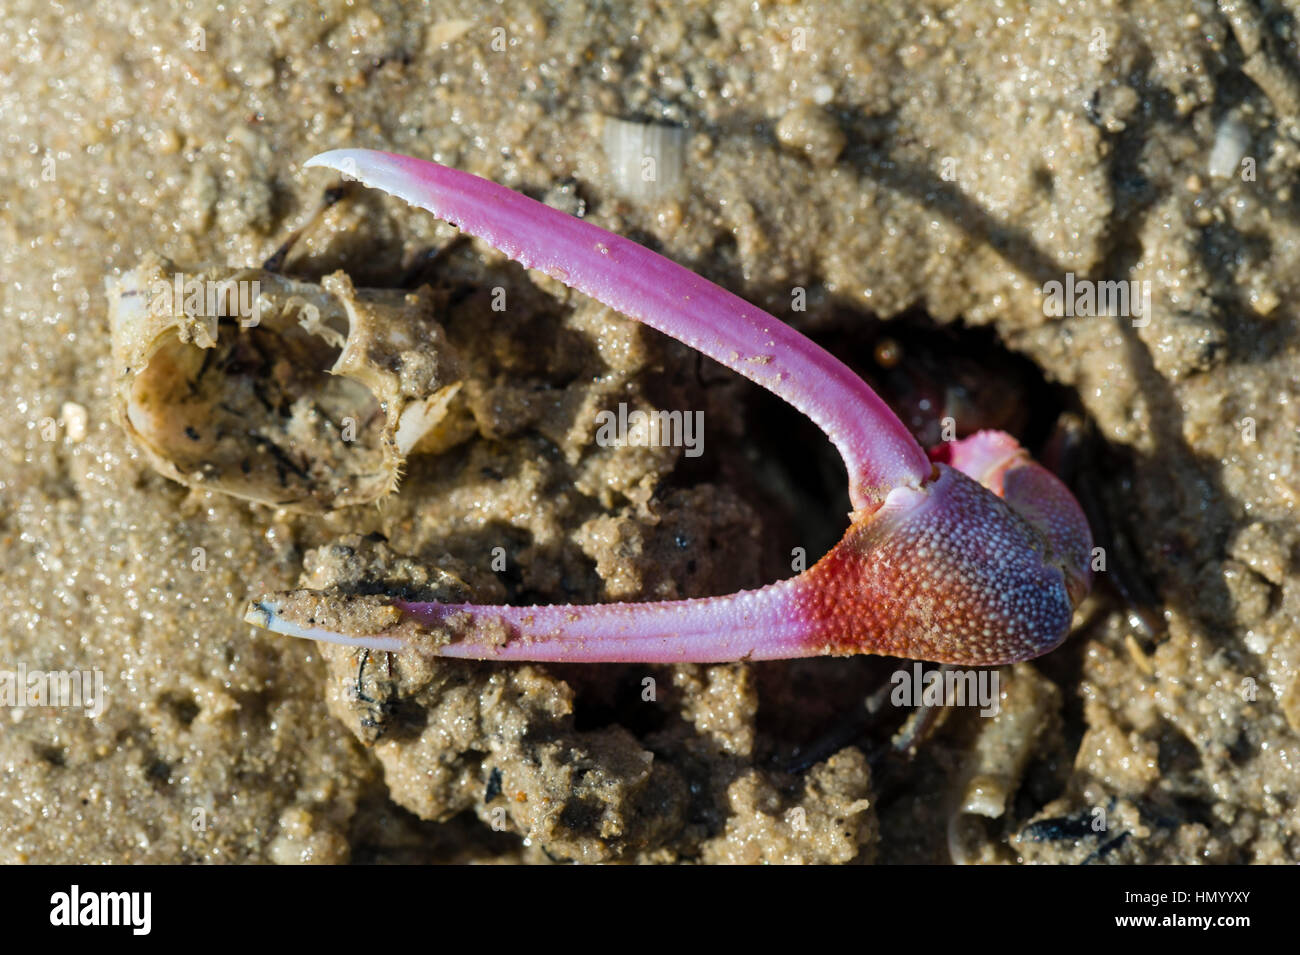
(1, 0, 1296, 863)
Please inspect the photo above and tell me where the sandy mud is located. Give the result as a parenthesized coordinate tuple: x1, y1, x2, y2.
(0, 1, 1296, 862)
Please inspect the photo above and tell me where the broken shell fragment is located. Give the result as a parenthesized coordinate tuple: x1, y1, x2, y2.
(105, 253, 462, 511)
(600, 115, 686, 201)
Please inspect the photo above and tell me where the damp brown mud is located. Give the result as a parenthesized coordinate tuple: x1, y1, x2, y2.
(1, 1, 1297, 863)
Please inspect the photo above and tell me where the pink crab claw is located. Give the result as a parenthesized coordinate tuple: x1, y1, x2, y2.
(244, 149, 1093, 665)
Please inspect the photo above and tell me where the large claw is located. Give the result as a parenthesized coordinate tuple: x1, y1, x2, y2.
(244, 150, 1093, 666)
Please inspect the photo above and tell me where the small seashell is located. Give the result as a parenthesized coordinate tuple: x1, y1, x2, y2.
(105, 254, 462, 511)
(1208, 112, 1251, 179)
(601, 116, 686, 201)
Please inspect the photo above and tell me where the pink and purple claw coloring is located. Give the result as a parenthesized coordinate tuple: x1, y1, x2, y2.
(245, 149, 1093, 666)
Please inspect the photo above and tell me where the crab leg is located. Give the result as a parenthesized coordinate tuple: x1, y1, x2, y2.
(245, 150, 1093, 665)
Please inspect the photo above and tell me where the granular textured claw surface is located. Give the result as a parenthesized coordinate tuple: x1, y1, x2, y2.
(798, 465, 1074, 665)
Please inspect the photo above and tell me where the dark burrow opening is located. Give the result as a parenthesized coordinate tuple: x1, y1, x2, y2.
(748, 306, 1076, 572)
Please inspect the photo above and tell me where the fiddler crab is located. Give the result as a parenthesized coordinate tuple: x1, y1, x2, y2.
(239, 149, 1093, 666)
